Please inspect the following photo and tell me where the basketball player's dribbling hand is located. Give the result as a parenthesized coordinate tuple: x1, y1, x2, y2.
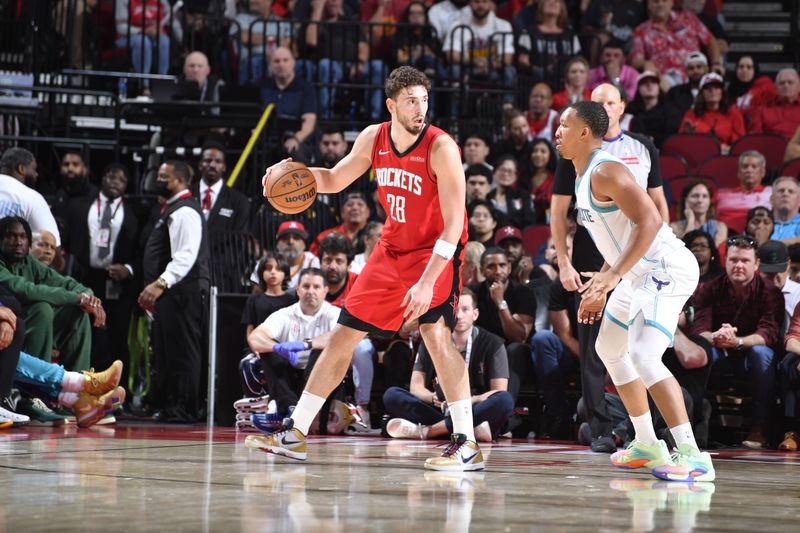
(578, 294, 606, 325)
(401, 281, 433, 321)
(261, 158, 293, 198)
(578, 270, 621, 324)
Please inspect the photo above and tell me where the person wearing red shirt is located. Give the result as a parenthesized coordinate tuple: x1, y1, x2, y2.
(525, 83, 560, 142)
(716, 151, 773, 233)
(750, 68, 800, 138)
(630, 0, 721, 88)
(679, 72, 745, 150)
(551, 56, 591, 112)
(310, 191, 370, 255)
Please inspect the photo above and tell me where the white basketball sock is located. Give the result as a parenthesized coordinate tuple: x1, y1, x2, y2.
(448, 399, 476, 442)
(629, 411, 658, 445)
(670, 422, 698, 450)
(291, 391, 326, 435)
(61, 371, 85, 392)
(58, 391, 79, 408)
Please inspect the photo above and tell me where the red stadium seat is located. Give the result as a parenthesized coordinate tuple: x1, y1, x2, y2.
(662, 134, 721, 174)
(697, 155, 740, 189)
(659, 154, 688, 181)
(731, 133, 787, 173)
(522, 225, 551, 256)
(779, 158, 800, 179)
(668, 177, 719, 213)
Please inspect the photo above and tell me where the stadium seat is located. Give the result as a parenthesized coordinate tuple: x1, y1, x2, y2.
(522, 225, 550, 256)
(731, 133, 787, 173)
(780, 158, 800, 178)
(697, 156, 740, 189)
(659, 154, 689, 181)
(662, 134, 721, 174)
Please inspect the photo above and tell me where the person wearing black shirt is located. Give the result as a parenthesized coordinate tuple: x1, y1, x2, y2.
(241, 253, 296, 336)
(531, 277, 580, 438)
(383, 288, 513, 441)
(469, 247, 535, 407)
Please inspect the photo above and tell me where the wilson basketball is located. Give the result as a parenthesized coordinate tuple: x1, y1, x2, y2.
(264, 161, 317, 214)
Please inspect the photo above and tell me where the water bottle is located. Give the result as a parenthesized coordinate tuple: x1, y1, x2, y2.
(118, 77, 127, 100)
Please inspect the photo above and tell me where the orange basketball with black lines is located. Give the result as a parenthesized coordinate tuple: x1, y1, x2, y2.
(264, 161, 317, 214)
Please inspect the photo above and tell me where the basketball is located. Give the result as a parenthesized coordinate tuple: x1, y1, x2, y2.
(264, 161, 317, 214)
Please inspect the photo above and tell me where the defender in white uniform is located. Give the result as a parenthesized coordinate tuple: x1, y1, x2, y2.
(555, 101, 715, 482)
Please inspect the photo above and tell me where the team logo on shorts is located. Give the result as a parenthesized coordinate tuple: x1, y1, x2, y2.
(643, 273, 676, 295)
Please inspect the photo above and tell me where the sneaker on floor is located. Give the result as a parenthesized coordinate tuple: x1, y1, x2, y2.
(424, 433, 485, 472)
(611, 439, 671, 470)
(0, 404, 30, 426)
(651, 443, 715, 482)
(73, 387, 126, 428)
(386, 418, 426, 440)
(742, 430, 767, 449)
(233, 395, 270, 413)
(96, 413, 116, 425)
(244, 418, 307, 460)
(474, 421, 492, 443)
(16, 398, 67, 427)
(591, 435, 617, 454)
(0, 420, 12, 429)
(82, 360, 123, 396)
(53, 407, 76, 423)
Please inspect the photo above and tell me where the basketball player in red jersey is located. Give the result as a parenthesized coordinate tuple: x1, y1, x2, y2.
(246, 66, 484, 471)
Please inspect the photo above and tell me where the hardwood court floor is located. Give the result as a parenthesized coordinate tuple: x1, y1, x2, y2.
(0, 423, 797, 532)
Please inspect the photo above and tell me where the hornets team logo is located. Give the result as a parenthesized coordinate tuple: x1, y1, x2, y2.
(643, 273, 676, 295)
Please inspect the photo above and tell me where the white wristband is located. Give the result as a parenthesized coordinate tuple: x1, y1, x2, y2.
(433, 239, 457, 260)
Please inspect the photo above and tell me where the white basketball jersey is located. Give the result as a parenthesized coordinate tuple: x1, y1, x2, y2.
(574, 149, 684, 280)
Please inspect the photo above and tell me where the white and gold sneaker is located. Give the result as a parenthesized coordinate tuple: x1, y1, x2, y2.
(424, 433, 485, 472)
(245, 418, 308, 460)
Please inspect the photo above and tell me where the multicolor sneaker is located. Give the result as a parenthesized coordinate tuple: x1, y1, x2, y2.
(0, 404, 30, 426)
(424, 433, 485, 472)
(82, 360, 123, 396)
(233, 395, 270, 413)
(651, 443, 715, 482)
(73, 386, 126, 428)
(611, 439, 671, 470)
(244, 418, 308, 460)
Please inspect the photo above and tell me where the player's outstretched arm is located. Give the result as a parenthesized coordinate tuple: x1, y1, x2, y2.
(310, 124, 379, 193)
(260, 125, 378, 196)
(578, 161, 662, 303)
(401, 135, 466, 320)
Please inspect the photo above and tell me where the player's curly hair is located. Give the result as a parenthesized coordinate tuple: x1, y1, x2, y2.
(569, 101, 609, 139)
(384, 66, 431, 100)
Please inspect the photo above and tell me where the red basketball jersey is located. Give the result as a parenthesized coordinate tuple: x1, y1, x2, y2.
(370, 122, 468, 253)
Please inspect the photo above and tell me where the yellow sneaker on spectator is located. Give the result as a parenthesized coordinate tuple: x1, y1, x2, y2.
(74, 387, 125, 428)
(82, 360, 123, 396)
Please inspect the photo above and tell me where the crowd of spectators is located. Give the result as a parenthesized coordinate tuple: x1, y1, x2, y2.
(2, 0, 800, 452)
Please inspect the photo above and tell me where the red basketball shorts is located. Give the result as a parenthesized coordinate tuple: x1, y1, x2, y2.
(338, 241, 464, 337)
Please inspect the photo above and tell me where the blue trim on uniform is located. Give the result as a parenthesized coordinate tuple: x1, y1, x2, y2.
(605, 309, 629, 330)
(643, 319, 674, 342)
(597, 212, 623, 253)
(603, 130, 625, 143)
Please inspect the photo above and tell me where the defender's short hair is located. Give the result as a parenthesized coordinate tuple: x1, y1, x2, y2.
(569, 101, 609, 139)
(384, 66, 431, 100)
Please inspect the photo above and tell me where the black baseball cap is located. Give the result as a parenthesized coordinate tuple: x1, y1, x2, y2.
(758, 240, 789, 273)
